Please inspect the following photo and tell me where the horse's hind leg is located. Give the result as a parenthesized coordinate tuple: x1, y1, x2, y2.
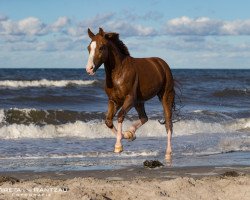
(123, 103, 148, 141)
(161, 90, 175, 161)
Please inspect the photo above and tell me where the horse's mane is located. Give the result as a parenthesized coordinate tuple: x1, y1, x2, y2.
(106, 33, 130, 56)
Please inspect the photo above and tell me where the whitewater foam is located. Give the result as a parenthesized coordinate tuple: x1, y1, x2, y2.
(0, 150, 159, 160)
(0, 118, 249, 139)
(0, 109, 5, 123)
(0, 79, 97, 88)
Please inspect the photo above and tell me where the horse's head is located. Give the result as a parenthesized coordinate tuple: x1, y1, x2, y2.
(86, 28, 111, 75)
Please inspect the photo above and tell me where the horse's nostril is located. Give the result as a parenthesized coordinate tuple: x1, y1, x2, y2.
(86, 66, 94, 72)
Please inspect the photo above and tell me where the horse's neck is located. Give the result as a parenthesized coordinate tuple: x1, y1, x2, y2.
(105, 44, 125, 70)
(104, 44, 127, 88)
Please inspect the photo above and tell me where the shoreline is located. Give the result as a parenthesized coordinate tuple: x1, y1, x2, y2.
(1, 165, 250, 181)
(0, 165, 249, 200)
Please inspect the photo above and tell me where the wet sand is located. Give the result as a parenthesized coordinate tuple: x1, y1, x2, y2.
(0, 165, 249, 200)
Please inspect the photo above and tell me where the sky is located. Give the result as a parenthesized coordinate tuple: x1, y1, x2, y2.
(0, 0, 250, 69)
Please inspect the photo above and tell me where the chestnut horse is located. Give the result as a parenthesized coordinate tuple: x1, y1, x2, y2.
(86, 28, 175, 160)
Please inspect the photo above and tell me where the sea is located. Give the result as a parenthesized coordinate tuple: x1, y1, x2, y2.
(0, 68, 249, 172)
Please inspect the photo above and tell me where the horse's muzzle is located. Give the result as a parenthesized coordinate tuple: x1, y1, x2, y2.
(86, 65, 95, 75)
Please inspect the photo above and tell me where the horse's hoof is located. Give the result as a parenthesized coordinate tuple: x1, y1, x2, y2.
(114, 145, 123, 153)
(123, 130, 136, 141)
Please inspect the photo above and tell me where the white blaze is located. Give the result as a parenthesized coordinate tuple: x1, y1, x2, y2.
(86, 41, 96, 70)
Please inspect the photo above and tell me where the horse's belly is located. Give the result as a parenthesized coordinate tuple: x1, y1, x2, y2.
(137, 80, 163, 101)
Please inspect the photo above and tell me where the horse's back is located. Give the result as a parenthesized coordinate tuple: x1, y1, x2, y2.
(131, 57, 171, 74)
(131, 56, 173, 82)
(126, 57, 173, 100)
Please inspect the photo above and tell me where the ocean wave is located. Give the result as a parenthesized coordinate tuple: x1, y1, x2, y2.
(0, 108, 234, 126)
(213, 88, 250, 97)
(0, 79, 98, 88)
(0, 116, 249, 139)
(1, 108, 105, 125)
(218, 136, 250, 153)
(0, 150, 159, 160)
(191, 109, 234, 122)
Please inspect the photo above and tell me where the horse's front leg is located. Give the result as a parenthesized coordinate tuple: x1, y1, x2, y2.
(123, 103, 148, 141)
(114, 95, 134, 153)
(105, 100, 120, 136)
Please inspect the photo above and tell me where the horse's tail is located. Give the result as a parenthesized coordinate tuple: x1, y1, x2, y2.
(158, 78, 183, 125)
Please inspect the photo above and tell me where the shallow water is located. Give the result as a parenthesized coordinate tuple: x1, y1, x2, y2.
(0, 133, 249, 172)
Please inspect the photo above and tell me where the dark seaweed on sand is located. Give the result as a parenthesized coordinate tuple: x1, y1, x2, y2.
(143, 160, 164, 168)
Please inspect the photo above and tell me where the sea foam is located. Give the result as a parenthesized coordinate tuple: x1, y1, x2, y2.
(0, 79, 97, 88)
(0, 118, 249, 139)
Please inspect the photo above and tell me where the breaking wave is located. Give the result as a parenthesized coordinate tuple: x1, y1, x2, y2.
(0, 108, 249, 139)
(0, 150, 159, 160)
(2, 108, 105, 125)
(0, 79, 98, 88)
(213, 88, 250, 97)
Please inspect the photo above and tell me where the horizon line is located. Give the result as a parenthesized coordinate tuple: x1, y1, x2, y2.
(0, 67, 249, 70)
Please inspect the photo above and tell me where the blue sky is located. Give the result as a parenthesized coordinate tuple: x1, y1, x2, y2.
(0, 0, 250, 68)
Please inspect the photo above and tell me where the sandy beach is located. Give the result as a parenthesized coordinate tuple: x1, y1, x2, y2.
(0, 165, 249, 200)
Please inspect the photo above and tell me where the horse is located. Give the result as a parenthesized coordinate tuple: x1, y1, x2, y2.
(86, 28, 175, 160)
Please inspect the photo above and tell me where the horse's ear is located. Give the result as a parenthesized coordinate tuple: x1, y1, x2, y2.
(104, 32, 119, 40)
(99, 27, 105, 36)
(88, 28, 95, 39)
